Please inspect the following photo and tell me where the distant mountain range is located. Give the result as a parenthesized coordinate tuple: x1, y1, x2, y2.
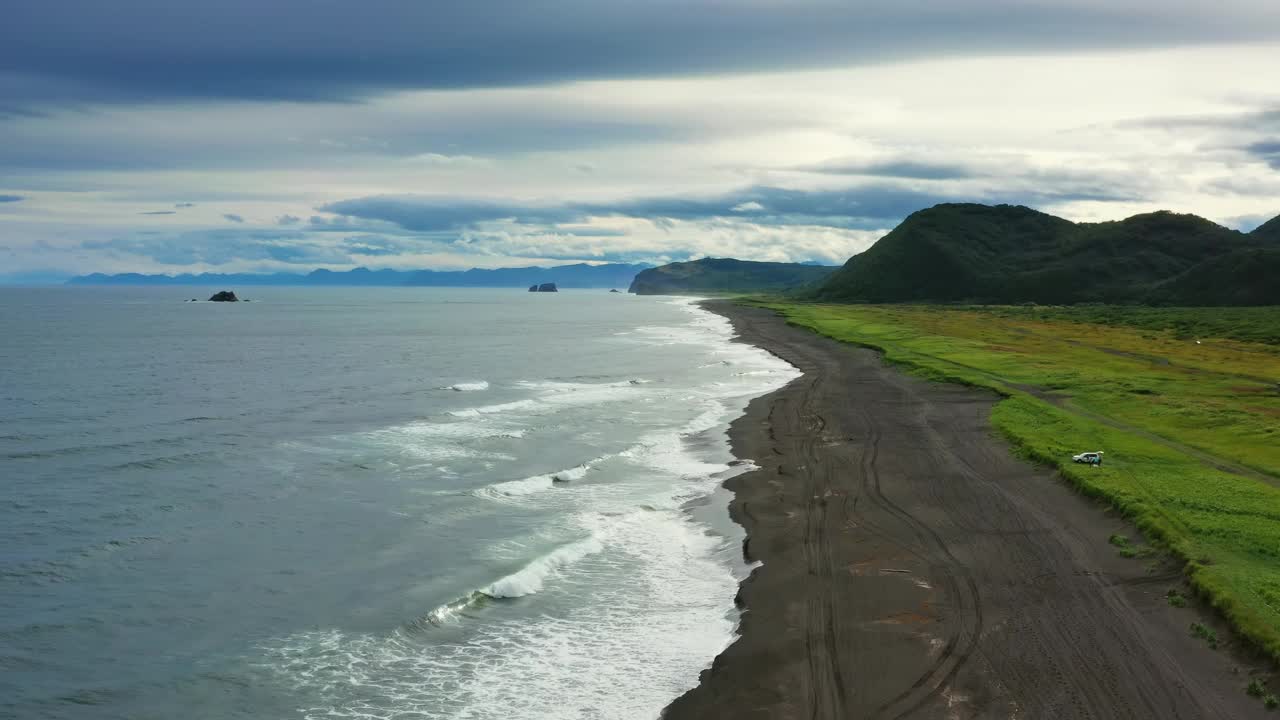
(623, 204, 1279, 305)
(628, 258, 837, 295)
(58, 203, 1280, 305)
(68, 262, 651, 289)
(812, 204, 1280, 306)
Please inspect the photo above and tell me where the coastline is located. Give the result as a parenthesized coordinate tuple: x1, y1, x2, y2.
(663, 300, 1264, 719)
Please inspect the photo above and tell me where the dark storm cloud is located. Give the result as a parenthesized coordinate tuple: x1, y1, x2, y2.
(325, 183, 1137, 232)
(0, 104, 683, 171)
(3, 1, 1277, 111)
(1124, 105, 1280, 133)
(320, 196, 580, 232)
(83, 230, 347, 266)
(0, 194, 24, 203)
(62, 182, 1140, 270)
(589, 185, 1135, 227)
(78, 228, 467, 267)
(802, 160, 978, 180)
(793, 156, 1161, 192)
(578, 187, 930, 228)
(1245, 139, 1280, 169)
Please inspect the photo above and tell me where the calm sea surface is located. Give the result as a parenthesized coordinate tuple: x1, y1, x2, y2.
(0, 287, 796, 720)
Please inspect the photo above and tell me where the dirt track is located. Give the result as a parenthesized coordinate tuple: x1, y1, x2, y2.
(663, 302, 1265, 720)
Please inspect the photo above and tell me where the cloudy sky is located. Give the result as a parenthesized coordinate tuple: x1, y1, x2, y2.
(3, 0, 1280, 279)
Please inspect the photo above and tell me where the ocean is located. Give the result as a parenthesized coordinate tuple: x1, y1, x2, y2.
(0, 287, 798, 720)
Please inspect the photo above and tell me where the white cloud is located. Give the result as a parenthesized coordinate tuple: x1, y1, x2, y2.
(409, 153, 490, 167)
(3, 42, 1280, 273)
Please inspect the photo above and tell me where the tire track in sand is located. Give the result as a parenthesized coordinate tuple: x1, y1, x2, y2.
(853, 407, 984, 720)
(662, 302, 1266, 720)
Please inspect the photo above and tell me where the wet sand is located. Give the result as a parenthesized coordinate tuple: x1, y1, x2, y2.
(664, 301, 1265, 719)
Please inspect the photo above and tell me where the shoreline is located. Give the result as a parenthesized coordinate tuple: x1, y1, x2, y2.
(663, 300, 1264, 719)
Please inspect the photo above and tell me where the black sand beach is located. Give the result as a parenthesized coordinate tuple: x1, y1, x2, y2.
(664, 301, 1265, 719)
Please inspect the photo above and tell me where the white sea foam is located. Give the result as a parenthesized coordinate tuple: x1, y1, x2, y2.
(478, 457, 605, 499)
(447, 381, 640, 420)
(422, 592, 484, 626)
(682, 401, 730, 436)
(444, 380, 490, 392)
(344, 419, 527, 466)
(258, 510, 739, 720)
(386, 420, 524, 440)
(447, 398, 542, 417)
(621, 430, 727, 483)
(514, 379, 638, 391)
(480, 535, 604, 598)
(630, 324, 715, 346)
(256, 296, 802, 720)
(481, 474, 554, 497)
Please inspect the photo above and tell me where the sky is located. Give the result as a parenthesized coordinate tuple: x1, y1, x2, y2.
(3, 0, 1280, 280)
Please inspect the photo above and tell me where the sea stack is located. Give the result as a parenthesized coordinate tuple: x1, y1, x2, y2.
(208, 290, 239, 302)
(529, 283, 558, 292)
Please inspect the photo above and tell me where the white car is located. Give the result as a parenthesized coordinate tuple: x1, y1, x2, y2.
(1072, 451, 1104, 465)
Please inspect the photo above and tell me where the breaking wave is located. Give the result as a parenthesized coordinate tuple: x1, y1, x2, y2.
(447, 379, 644, 420)
(251, 295, 802, 720)
(407, 534, 605, 630)
(480, 536, 604, 598)
(447, 399, 542, 418)
(259, 510, 739, 720)
(476, 456, 608, 498)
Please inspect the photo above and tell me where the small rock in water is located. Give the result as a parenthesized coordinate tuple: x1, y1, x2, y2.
(208, 290, 239, 302)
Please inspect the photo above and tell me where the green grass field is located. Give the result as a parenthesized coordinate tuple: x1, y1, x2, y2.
(755, 301, 1280, 660)
(971, 305, 1280, 346)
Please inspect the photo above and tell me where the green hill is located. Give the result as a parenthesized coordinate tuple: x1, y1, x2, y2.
(628, 258, 837, 295)
(1252, 215, 1280, 242)
(814, 204, 1278, 305)
(1147, 248, 1280, 306)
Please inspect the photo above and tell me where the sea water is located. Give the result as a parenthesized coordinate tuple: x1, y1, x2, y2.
(0, 287, 797, 719)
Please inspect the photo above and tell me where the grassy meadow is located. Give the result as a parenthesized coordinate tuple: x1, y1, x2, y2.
(755, 302, 1280, 660)
(973, 305, 1280, 347)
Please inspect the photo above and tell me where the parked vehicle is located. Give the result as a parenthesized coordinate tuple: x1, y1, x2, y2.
(1072, 451, 1104, 465)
